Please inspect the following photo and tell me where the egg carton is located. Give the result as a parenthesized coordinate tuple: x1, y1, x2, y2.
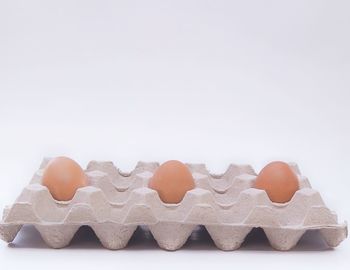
(0, 158, 347, 251)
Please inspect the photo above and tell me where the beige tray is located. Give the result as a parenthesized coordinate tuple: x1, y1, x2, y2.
(0, 159, 347, 250)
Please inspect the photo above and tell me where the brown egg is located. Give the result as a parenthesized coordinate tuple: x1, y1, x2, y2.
(254, 161, 299, 203)
(148, 160, 195, 204)
(42, 156, 88, 201)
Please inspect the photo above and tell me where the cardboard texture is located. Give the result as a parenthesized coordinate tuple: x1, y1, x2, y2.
(0, 159, 347, 251)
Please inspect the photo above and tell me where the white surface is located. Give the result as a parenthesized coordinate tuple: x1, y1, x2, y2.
(0, 0, 349, 269)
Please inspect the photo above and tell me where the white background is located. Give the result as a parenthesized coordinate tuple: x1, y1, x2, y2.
(0, 0, 349, 269)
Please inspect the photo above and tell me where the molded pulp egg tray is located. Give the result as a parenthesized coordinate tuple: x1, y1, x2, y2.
(0, 159, 347, 251)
